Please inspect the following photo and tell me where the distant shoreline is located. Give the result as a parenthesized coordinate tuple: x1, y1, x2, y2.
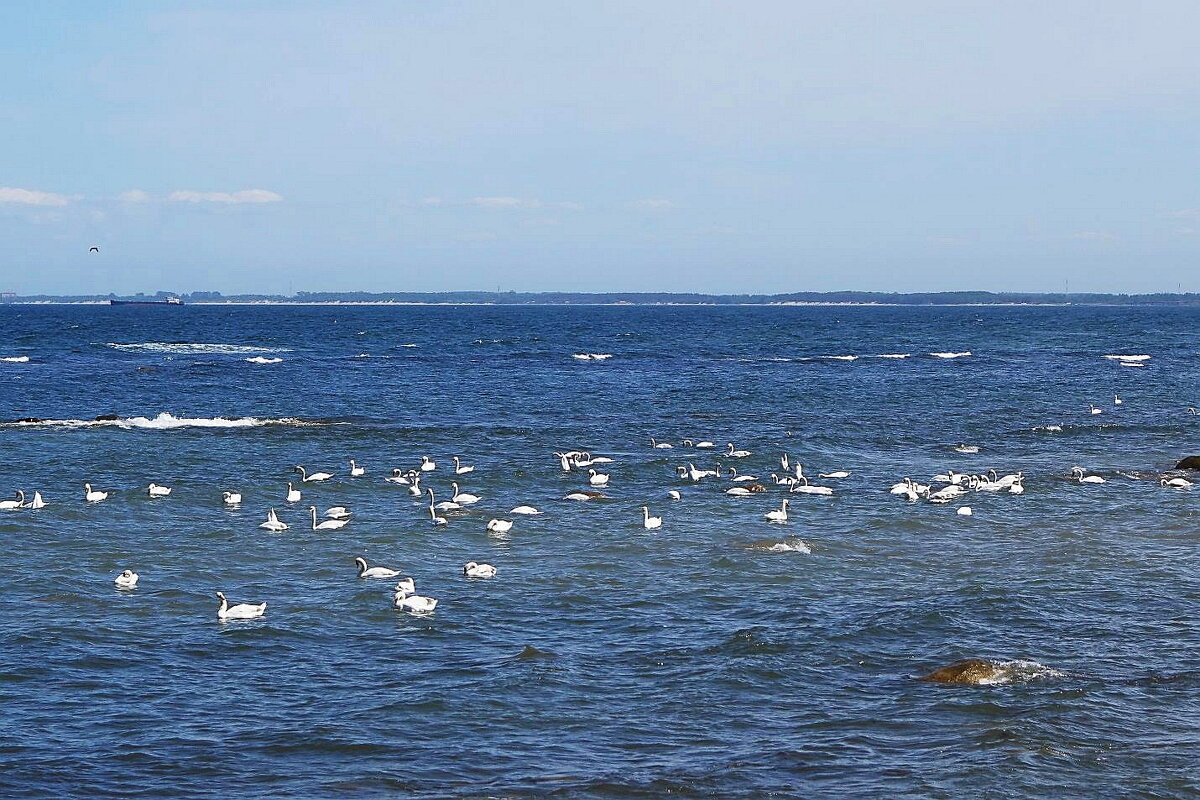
(2, 290, 1199, 307)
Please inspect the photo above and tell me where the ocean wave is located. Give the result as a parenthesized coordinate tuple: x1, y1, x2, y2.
(0, 356, 29, 363)
(573, 353, 613, 360)
(245, 356, 283, 364)
(107, 342, 292, 355)
(930, 351, 972, 358)
(822, 355, 858, 361)
(0, 412, 327, 430)
(1104, 354, 1150, 361)
(1120, 361, 1146, 368)
(874, 353, 911, 359)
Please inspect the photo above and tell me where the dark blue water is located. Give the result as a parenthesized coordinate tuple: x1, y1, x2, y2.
(1, 304, 1198, 798)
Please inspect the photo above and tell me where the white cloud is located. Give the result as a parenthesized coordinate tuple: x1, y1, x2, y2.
(628, 198, 676, 210)
(168, 189, 283, 204)
(0, 186, 72, 206)
(1169, 208, 1200, 220)
(1070, 230, 1116, 241)
(468, 196, 540, 209)
(419, 196, 444, 206)
(119, 189, 151, 203)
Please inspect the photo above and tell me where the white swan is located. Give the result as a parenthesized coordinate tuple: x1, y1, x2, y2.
(510, 505, 542, 515)
(694, 440, 715, 449)
(420, 456, 436, 472)
(1089, 405, 1102, 415)
(564, 491, 597, 501)
(222, 491, 242, 505)
(84, 483, 108, 503)
(260, 508, 288, 531)
(588, 469, 610, 486)
(486, 518, 513, 533)
(427, 489, 447, 526)
(728, 468, 759, 483)
(0, 490, 25, 510)
(310, 506, 348, 531)
(780, 453, 790, 472)
(451, 482, 481, 505)
(393, 589, 437, 613)
(650, 438, 673, 449)
(294, 465, 333, 482)
(667, 490, 681, 500)
(725, 443, 751, 458)
(1071, 467, 1105, 484)
(889, 478, 915, 494)
(764, 498, 789, 523)
(147, 483, 171, 497)
(349, 459, 365, 477)
(1114, 394, 1123, 405)
(394, 577, 416, 594)
(957, 506, 973, 516)
(286, 482, 301, 503)
(819, 471, 851, 479)
(464, 561, 497, 578)
(790, 477, 833, 495)
(453, 456, 475, 475)
(385, 468, 412, 485)
(726, 486, 752, 496)
(26, 491, 45, 509)
(355, 556, 398, 578)
(771, 473, 798, 486)
(407, 474, 423, 496)
(1009, 477, 1025, 495)
(1162, 477, 1194, 488)
(216, 591, 266, 620)
(953, 444, 980, 454)
(325, 506, 352, 520)
(641, 506, 662, 530)
(114, 569, 139, 589)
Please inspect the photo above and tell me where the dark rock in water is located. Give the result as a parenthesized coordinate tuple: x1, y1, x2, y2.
(137, 366, 157, 373)
(516, 645, 557, 660)
(12, 418, 44, 424)
(918, 659, 1007, 685)
(1174, 456, 1200, 470)
(94, 414, 120, 421)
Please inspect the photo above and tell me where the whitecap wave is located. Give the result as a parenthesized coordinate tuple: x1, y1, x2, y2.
(930, 351, 972, 358)
(978, 659, 1064, 685)
(822, 355, 858, 361)
(875, 353, 911, 359)
(245, 356, 283, 364)
(107, 342, 292, 355)
(1120, 361, 1145, 368)
(0, 356, 29, 363)
(1, 412, 326, 430)
(1104, 354, 1150, 361)
(573, 353, 613, 361)
(1032, 425, 1064, 432)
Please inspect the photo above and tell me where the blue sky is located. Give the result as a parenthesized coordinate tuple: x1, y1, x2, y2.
(2, 0, 1199, 295)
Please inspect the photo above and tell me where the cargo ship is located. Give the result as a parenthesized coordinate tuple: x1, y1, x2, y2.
(109, 297, 185, 306)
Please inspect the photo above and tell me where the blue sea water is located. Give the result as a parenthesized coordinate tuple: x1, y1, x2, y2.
(0, 304, 1198, 798)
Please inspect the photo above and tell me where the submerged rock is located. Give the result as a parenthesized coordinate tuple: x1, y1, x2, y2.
(1174, 456, 1200, 470)
(918, 658, 1062, 685)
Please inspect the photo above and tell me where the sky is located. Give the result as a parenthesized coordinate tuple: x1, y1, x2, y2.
(1, 0, 1199, 295)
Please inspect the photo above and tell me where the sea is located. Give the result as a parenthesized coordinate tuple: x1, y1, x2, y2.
(0, 303, 1197, 798)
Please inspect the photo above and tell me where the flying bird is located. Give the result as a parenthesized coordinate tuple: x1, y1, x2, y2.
(88, 246, 100, 253)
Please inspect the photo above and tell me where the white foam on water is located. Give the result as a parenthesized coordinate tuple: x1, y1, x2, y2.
(1104, 354, 1150, 361)
(573, 353, 614, 361)
(0, 356, 29, 362)
(874, 353, 911, 359)
(976, 659, 1065, 685)
(930, 351, 972, 358)
(2, 412, 324, 430)
(823, 355, 858, 361)
(107, 342, 292, 355)
(245, 356, 283, 364)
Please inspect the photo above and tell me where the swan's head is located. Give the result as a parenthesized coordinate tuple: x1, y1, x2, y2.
(452, 482, 459, 492)
(308, 505, 317, 512)
(463, 561, 477, 573)
(84, 483, 92, 491)
(215, 591, 227, 602)
(121, 569, 133, 578)
(354, 557, 368, 571)
(294, 465, 304, 473)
